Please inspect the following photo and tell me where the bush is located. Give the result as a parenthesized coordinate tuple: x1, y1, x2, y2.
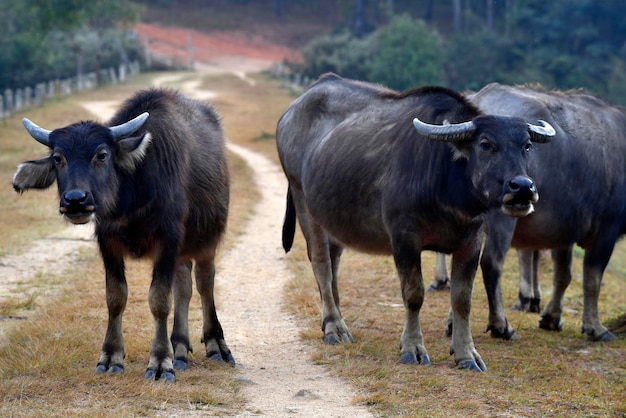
(300, 31, 374, 81)
(367, 14, 443, 90)
(444, 30, 526, 92)
(300, 15, 444, 91)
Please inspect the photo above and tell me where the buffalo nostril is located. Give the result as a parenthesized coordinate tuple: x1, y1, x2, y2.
(64, 190, 88, 204)
(508, 176, 535, 193)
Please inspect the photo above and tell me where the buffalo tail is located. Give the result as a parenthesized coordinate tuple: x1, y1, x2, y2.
(282, 186, 296, 253)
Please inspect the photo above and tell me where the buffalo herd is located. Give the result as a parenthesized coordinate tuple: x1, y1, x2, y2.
(11, 73, 623, 379)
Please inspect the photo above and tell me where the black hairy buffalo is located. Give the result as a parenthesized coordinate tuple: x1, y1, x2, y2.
(276, 74, 554, 371)
(433, 83, 624, 342)
(12, 88, 234, 381)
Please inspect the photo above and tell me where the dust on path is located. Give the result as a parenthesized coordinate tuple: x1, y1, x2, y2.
(0, 225, 96, 310)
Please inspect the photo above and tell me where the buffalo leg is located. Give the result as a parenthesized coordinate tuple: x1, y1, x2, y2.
(145, 246, 178, 382)
(580, 242, 616, 341)
(392, 235, 430, 365)
(449, 235, 486, 371)
(513, 250, 542, 312)
(171, 261, 193, 370)
(539, 246, 572, 332)
(293, 193, 352, 345)
(195, 254, 235, 364)
(480, 215, 517, 340)
(529, 252, 542, 312)
(329, 241, 344, 313)
(96, 242, 128, 374)
(428, 253, 450, 291)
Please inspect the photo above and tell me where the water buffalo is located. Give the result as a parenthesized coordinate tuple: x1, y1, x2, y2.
(276, 73, 554, 371)
(433, 83, 623, 342)
(12, 88, 234, 381)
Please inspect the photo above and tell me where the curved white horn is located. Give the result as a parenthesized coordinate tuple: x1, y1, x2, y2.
(412, 118, 476, 143)
(109, 112, 149, 138)
(527, 120, 555, 143)
(23, 118, 52, 146)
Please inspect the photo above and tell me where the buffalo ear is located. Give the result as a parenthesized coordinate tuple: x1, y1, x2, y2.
(449, 142, 472, 160)
(115, 132, 152, 172)
(12, 158, 56, 193)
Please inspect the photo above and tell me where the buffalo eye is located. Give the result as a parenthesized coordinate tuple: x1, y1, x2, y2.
(524, 142, 532, 153)
(479, 139, 496, 153)
(52, 151, 64, 167)
(95, 149, 109, 163)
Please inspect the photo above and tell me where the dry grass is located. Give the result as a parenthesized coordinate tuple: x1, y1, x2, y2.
(0, 249, 244, 417)
(1, 70, 624, 417)
(284, 227, 626, 417)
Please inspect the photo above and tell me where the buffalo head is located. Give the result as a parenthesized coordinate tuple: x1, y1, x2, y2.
(413, 115, 554, 217)
(13, 113, 151, 224)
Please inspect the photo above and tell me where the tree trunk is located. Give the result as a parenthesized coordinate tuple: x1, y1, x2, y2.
(452, 0, 461, 33)
(354, 0, 366, 38)
(387, 0, 394, 15)
(505, 0, 515, 36)
(424, 0, 434, 22)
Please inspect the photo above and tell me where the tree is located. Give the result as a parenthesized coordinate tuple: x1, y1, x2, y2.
(368, 14, 443, 90)
(26, 0, 141, 81)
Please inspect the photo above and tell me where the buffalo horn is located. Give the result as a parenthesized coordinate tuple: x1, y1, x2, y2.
(412, 118, 476, 142)
(527, 120, 555, 143)
(23, 118, 52, 146)
(109, 112, 150, 139)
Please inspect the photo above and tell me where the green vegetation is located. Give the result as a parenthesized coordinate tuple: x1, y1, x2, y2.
(292, 1, 626, 104)
(0, 0, 143, 91)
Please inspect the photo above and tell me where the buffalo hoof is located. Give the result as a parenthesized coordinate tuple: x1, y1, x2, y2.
(528, 298, 542, 313)
(400, 352, 431, 365)
(457, 358, 487, 372)
(323, 330, 354, 345)
(144, 368, 176, 382)
(427, 278, 450, 292)
(486, 324, 519, 341)
(513, 293, 530, 311)
(161, 371, 176, 383)
(173, 358, 187, 371)
(514, 293, 542, 313)
(539, 314, 563, 331)
(95, 364, 124, 374)
(109, 364, 124, 374)
(207, 351, 236, 366)
(584, 329, 617, 342)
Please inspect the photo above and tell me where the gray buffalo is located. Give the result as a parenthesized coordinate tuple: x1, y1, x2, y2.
(276, 74, 554, 371)
(13, 88, 234, 381)
(433, 83, 624, 342)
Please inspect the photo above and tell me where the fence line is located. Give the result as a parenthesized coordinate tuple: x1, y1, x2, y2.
(266, 62, 312, 95)
(0, 61, 141, 120)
